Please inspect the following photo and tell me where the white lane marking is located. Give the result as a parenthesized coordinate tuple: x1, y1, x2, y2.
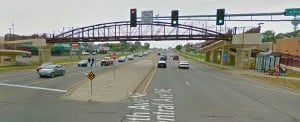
(0, 83, 66, 93)
(143, 67, 157, 94)
(190, 66, 300, 96)
(185, 81, 191, 87)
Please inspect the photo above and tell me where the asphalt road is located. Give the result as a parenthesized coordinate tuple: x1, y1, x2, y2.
(2, 54, 300, 122)
(125, 56, 300, 122)
(0, 55, 146, 122)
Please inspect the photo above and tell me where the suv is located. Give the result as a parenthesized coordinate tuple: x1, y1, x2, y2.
(101, 57, 114, 66)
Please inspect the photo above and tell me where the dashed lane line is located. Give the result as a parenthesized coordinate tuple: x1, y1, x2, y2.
(185, 81, 191, 87)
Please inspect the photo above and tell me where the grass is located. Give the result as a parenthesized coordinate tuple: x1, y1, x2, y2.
(0, 57, 82, 74)
(182, 51, 205, 60)
(244, 74, 300, 92)
(0, 52, 132, 74)
(287, 69, 300, 78)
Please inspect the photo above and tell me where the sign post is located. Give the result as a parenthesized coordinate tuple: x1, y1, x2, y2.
(87, 71, 96, 96)
(111, 52, 117, 80)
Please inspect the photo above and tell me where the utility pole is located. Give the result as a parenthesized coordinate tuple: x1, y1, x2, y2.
(240, 27, 245, 69)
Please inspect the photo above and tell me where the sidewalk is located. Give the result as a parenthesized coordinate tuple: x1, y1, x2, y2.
(227, 69, 300, 81)
(63, 55, 155, 103)
(180, 52, 300, 81)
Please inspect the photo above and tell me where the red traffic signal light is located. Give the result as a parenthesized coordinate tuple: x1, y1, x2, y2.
(130, 9, 137, 27)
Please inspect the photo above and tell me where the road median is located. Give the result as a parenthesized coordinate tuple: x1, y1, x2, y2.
(62, 55, 155, 103)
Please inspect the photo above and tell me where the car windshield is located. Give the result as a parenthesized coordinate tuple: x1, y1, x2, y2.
(44, 65, 56, 69)
(41, 62, 53, 67)
(81, 60, 88, 62)
(104, 57, 110, 60)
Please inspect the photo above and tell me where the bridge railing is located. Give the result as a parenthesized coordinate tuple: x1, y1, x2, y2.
(4, 33, 53, 41)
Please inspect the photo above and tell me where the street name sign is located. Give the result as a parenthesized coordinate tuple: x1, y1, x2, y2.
(285, 8, 300, 16)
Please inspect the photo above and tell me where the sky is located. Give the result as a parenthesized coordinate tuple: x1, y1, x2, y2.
(1, 0, 299, 48)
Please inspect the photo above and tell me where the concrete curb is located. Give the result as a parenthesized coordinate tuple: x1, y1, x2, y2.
(131, 64, 155, 95)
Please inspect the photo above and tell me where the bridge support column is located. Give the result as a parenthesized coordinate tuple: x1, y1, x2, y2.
(235, 48, 251, 69)
(212, 50, 218, 63)
(38, 44, 53, 64)
(205, 51, 211, 62)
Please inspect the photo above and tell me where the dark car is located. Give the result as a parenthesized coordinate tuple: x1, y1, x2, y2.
(38, 65, 65, 78)
(160, 55, 167, 61)
(78, 60, 88, 67)
(36, 62, 54, 72)
(173, 55, 179, 60)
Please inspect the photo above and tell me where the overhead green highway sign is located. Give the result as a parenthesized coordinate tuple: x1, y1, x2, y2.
(285, 8, 300, 16)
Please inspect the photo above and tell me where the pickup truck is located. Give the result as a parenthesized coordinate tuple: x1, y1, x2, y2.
(101, 57, 114, 66)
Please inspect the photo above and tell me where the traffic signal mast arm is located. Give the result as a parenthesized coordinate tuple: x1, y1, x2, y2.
(136, 11, 295, 22)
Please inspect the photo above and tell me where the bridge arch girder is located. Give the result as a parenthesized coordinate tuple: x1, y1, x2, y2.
(47, 21, 231, 43)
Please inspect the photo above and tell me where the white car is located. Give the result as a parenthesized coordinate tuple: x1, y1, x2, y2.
(158, 60, 167, 68)
(127, 55, 134, 60)
(178, 61, 189, 69)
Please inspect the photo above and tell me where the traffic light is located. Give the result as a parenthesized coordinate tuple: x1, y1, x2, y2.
(216, 9, 225, 25)
(130, 9, 137, 27)
(171, 10, 179, 27)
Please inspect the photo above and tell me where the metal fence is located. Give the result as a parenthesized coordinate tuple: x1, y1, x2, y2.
(280, 54, 300, 68)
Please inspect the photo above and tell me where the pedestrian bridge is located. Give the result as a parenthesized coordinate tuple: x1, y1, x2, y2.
(46, 21, 231, 43)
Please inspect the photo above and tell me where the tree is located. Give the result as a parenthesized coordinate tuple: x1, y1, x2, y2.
(275, 33, 285, 39)
(262, 30, 275, 43)
(144, 43, 150, 49)
(175, 45, 182, 51)
(134, 41, 142, 51)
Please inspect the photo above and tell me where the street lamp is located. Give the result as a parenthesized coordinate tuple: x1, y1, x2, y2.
(258, 23, 264, 33)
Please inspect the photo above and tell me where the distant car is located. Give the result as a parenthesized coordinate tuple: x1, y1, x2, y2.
(157, 60, 167, 68)
(127, 55, 134, 60)
(36, 62, 54, 72)
(118, 56, 126, 62)
(22, 53, 31, 58)
(133, 53, 139, 57)
(78, 60, 88, 67)
(101, 57, 114, 66)
(92, 52, 97, 55)
(160, 55, 167, 61)
(82, 52, 89, 55)
(178, 61, 189, 69)
(38, 65, 65, 78)
(157, 53, 161, 56)
(138, 53, 143, 57)
(173, 55, 179, 60)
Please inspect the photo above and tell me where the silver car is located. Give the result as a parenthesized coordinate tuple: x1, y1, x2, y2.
(38, 65, 65, 78)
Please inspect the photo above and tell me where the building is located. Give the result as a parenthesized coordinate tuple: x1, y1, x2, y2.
(273, 37, 300, 56)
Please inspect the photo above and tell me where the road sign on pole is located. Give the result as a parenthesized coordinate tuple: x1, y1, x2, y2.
(87, 71, 96, 96)
(111, 52, 117, 60)
(285, 8, 300, 16)
(110, 52, 117, 80)
(142, 10, 153, 24)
